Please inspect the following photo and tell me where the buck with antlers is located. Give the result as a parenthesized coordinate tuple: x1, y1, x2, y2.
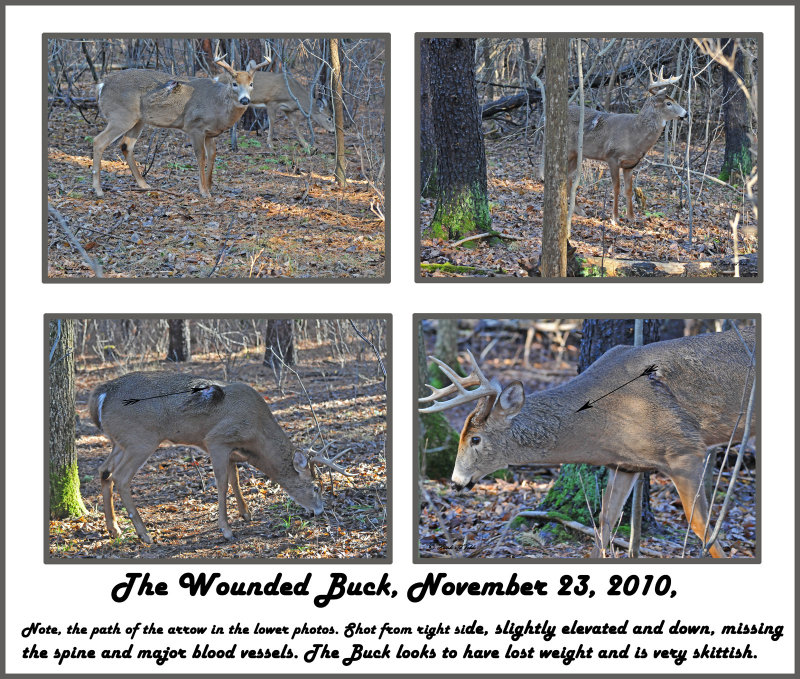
(566, 67, 687, 225)
(420, 326, 757, 558)
(92, 57, 270, 198)
(217, 70, 335, 148)
(89, 371, 354, 543)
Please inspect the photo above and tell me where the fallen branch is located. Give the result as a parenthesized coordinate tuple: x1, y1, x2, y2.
(48, 205, 103, 277)
(580, 255, 714, 277)
(510, 510, 664, 558)
(420, 262, 506, 276)
(452, 231, 526, 248)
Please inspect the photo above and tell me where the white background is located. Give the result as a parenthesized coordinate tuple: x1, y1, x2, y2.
(6, 4, 795, 675)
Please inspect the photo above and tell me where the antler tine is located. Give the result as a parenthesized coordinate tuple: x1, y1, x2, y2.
(648, 65, 682, 93)
(310, 453, 357, 477)
(418, 348, 501, 413)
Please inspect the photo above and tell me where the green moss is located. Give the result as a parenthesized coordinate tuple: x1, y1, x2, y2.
(420, 263, 505, 275)
(540, 464, 605, 528)
(420, 412, 460, 479)
(49, 462, 88, 519)
(429, 182, 491, 240)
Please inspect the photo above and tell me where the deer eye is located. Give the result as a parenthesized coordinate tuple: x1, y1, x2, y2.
(471, 436, 481, 446)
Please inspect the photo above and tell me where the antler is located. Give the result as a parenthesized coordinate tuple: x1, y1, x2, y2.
(648, 66, 681, 93)
(309, 445, 357, 476)
(419, 349, 501, 413)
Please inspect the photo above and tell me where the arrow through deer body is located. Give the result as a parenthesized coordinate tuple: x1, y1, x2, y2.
(566, 67, 687, 225)
(89, 371, 352, 543)
(420, 327, 757, 558)
(92, 58, 269, 198)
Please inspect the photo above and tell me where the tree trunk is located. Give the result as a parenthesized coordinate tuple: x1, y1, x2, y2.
(426, 38, 491, 239)
(539, 319, 660, 533)
(166, 319, 191, 362)
(264, 319, 296, 367)
(330, 38, 347, 188)
(540, 37, 569, 277)
(49, 319, 87, 519)
(419, 39, 437, 198)
(719, 38, 752, 181)
(418, 321, 459, 480)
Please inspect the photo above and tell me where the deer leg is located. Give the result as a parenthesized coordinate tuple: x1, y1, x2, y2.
(592, 468, 639, 557)
(266, 103, 277, 148)
(204, 136, 217, 191)
(107, 444, 159, 545)
(188, 131, 210, 198)
(209, 449, 235, 540)
(92, 118, 138, 197)
(99, 445, 123, 538)
(287, 112, 310, 148)
(623, 168, 635, 226)
(672, 472, 725, 558)
(228, 460, 252, 522)
(608, 161, 621, 225)
(567, 154, 586, 217)
(119, 120, 151, 190)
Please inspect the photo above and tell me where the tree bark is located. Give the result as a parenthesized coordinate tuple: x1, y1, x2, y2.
(264, 319, 296, 366)
(330, 38, 347, 188)
(49, 319, 87, 519)
(719, 38, 752, 181)
(419, 39, 437, 198)
(426, 38, 491, 239)
(541, 37, 569, 277)
(166, 319, 191, 362)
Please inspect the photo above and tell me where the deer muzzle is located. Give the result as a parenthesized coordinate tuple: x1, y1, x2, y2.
(451, 480, 476, 492)
(239, 96, 251, 106)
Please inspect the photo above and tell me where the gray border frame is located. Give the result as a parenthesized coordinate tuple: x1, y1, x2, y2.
(44, 313, 392, 565)
(413, 313, 761, 563)
(414, 33, 763, 283)
(44, 33, 391, 284)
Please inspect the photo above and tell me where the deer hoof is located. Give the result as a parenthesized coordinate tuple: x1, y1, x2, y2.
(139, 533, 153, 545)
(241, 512, 252, 522)
(222, 528, 236, 541)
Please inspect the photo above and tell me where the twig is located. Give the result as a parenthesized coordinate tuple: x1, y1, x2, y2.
(205, 215, 236, 277)
(348, 319, 386, 386)
(48, 205, 103, 277)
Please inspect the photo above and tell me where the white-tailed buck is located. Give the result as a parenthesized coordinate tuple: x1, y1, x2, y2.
(420, 326, 757, 558)
(218, 70, 334, 147)
(92, 58, 269, 198)
(566, 67, 687, 225)
(89, 371, 353, 543)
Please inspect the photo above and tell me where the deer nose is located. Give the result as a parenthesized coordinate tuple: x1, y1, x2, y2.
(239, 96, 250, 105)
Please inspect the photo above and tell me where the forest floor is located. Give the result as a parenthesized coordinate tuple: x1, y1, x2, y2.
(420, 133, 759, 278)
(50, 343, 387, 560)
(418, 325, 757, 559)
(47, 102, 385, 279)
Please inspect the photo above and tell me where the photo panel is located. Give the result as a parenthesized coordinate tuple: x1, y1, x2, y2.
(45, 35, 388, 282)
(416, 316, 758, 561)
(47, 315, 389, 562)
(417, 35, 760, 280)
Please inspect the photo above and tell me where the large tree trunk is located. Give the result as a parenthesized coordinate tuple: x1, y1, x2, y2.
(540, 37, 569, 277)
(419, 39, 437, 198)
(426, 38, 491, 239)
(539, 320, 660, 535)
(49, 319, 87, 519)
(166, 319, 191, 362)
(719, 38, 752, 181)
(418, 321, 459, 480)
(264, 319, 296, 367)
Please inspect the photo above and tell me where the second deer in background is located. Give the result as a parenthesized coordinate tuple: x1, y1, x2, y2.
(239, 71, 335, 148)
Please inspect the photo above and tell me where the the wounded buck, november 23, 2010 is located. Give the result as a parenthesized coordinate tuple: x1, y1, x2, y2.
(90, 371, 354, 543)
(420, 326, 756, 558)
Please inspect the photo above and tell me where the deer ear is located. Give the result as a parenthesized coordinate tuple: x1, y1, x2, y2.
(493, 381, 525, 420)
(293, 451, 309, 472)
